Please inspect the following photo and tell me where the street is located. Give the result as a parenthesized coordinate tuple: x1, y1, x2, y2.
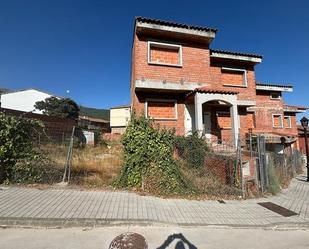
(0, 226, 309, 249)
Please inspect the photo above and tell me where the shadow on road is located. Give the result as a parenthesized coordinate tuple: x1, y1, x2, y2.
(156, 233, 197, 249)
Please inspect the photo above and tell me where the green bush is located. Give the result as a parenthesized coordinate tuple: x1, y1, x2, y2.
(94, 130, 107, 147)
(0, 113, 43, 182)
(174, 131, 208, 168)
(115, 113, 191, 195)
(9, 155, 62, 184)
(267, 165, 281, 194)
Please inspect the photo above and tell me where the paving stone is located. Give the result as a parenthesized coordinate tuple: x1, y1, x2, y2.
(1, 175, 309, 227)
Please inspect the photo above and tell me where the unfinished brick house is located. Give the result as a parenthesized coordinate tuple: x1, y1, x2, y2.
(130, 17, 307, 151)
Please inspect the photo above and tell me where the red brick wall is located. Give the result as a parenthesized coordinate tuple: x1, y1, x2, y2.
(132, 34, 211, 86)
(130, 30, 297, 138)
(217, 113, 231, 129)
(147, 101, 176, 119)
(209, 63, 256, 101)
(221, 69, 244, 86)
(150, 46, 179, 65)
(253, 91, 298, 136)
(298, 135, 308, 154)
(133, 92, 185, 135)
(283, 116, 291, 128)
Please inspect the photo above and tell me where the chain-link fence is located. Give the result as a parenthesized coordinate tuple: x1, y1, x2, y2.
(1, 109, 123, 187)
(35, 125, 123, 187)
(248, 135, 304, 195)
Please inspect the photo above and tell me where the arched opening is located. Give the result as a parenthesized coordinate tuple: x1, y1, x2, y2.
(201, 99, 234, 145)
(187, 91, 239, 148)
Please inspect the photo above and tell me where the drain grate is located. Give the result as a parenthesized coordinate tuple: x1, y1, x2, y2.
(257, 202, 297, 217)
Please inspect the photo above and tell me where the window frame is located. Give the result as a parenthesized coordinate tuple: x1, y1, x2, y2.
(221, 67, 248, 88)
(145, 98, 178, 121)
(284, 116, 292, 128)
(148, 41, 183, 67)
(248, 111, 256, 129)
(272, 114, 283, 128)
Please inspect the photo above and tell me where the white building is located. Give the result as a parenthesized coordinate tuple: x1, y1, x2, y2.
(0, 88, 54, 114)
(110, 105, 131, 134)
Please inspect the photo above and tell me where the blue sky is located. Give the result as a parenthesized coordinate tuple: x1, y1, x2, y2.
(0, 0, 308, 117)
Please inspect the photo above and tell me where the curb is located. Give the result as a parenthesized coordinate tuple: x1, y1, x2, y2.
(1, 217, 309, 230)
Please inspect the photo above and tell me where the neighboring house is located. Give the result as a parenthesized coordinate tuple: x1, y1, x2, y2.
(0, 88, 53, 114)
(130, 17, 307, 150)
(298, 125, 309, 155)
(78, 115, 110, 132)
(110, 105, 130, 134)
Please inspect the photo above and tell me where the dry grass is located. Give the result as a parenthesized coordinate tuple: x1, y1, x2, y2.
(40, 142, 123, 188)
(178, 160, 242, 199)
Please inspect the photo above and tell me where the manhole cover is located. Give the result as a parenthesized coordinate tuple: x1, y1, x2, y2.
(258, 202, 297, 217)
(109, 232, 148, 249)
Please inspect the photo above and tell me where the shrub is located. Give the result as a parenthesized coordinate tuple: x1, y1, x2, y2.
(267, 164, 281, 194)
(174, 131, 208, 168)
(94, 130, 107, 147)
(9, 154, 62, 184)
(0, 113, 43, 182)
(115, 113, 191, 195)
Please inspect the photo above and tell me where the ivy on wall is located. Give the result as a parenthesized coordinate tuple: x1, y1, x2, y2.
(114, 113, 191, 195)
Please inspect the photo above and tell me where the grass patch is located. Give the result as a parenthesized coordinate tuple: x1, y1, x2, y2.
(40, 142, 123, 187)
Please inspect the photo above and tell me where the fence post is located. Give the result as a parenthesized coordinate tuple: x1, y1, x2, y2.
(257, 135, 267, 193)
(249, 133, 253, 158)
(238, 135, 244, 197)
(62, 126, 75, 183)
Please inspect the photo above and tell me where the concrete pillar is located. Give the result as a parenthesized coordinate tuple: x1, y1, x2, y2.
(230, 104, 239, 147)
(194, 93, 203, 136)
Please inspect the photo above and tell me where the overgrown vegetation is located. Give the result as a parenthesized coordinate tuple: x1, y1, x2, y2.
(174, 132, 208, 168)
(1, 110, 276, 199)
(41, 143, 123, 187)
(0, 113, 43, 183)
(266, 152, 303, 194)
(114, 113, 240, 197)
(9, 155, 63, 184)
(115, 113, 192, 195)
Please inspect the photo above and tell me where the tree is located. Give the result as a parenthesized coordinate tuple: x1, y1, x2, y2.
(35, 97, 80, 119)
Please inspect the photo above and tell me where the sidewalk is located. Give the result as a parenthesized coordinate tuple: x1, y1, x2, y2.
(0, 174, 309, 228)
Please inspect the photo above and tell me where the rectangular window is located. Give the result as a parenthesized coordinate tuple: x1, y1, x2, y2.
(145, 99, 177, 120)
(221, 67, 247, 87)
(148, 41, 182, 67)
(272, 114, 283, 128)
(284, 116, 292, 128)
(216, 111, 231, 129)
(270, 92, 281, 100)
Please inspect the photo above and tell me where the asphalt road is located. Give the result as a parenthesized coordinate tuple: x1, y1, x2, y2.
(0, 226, 309, 249)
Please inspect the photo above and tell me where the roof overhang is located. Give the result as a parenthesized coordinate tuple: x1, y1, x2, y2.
(210, 50, 262, 64)
(256, 83, 293, 92)
(253, 133, 297, 144)
(135, 79, 202, 93)
(283, 105, 308, 113)
(135, 19, 216, 44)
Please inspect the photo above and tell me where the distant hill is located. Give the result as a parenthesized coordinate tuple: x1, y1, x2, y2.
(79, 106, 110, 120)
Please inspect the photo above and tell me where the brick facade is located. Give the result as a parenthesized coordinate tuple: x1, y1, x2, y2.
(131, 17, 304, 144)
